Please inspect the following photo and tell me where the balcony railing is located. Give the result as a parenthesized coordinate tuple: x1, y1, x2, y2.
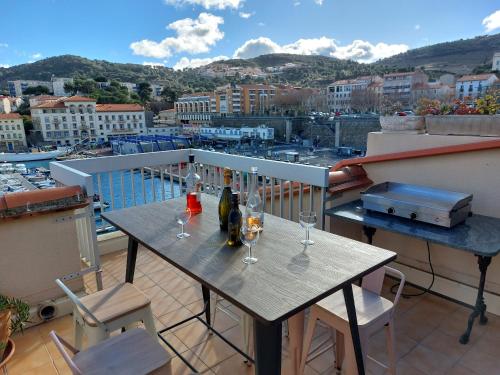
(50, 149, 330, 265)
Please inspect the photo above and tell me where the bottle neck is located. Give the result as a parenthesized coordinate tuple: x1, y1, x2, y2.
(224, 176, 231, 188)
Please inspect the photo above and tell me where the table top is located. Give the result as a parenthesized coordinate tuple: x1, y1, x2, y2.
(103, 195, 396, 324)
(326, 200, 500, 257)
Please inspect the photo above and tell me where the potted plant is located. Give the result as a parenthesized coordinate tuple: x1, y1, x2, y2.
(379, 98, 425, 133)
(0, 295, 30, 369)
(424, 90, 500, 136)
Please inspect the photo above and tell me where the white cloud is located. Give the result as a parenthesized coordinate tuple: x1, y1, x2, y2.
(314, 0, 323, 5)
(173, 55, 229, 70)
(414, 24, 421, 30)
(31, 52, 42, 59)
(0, 43, 8, 48)
(130, 13, 224, 59)
(483, 10, 500, 32)
(165, 0, 242, 10)
(233, 36, 408, 63)
(239, 11, 253, 19)
(0, 64, 9, 68)
(293, 1, 301, 6)
(257, 22, 265, 27)
(233, 37, 281, 59)
(143, 61, 165, 67)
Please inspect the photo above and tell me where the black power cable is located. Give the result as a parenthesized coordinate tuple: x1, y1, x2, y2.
(391, 241, 435, 298)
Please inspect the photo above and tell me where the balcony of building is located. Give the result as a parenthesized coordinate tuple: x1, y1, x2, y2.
(2, 133, 500, 374)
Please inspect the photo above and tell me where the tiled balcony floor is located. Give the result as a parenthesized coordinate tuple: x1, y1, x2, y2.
(6, 247, 500, 374)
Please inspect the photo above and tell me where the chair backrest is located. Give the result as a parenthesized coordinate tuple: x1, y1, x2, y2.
(55, 266, 106, 330)
(361, 265, 406, 307)
(49, 330, 82, 375)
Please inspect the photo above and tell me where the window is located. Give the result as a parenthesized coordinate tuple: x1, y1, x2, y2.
(45, 124, 51, 130)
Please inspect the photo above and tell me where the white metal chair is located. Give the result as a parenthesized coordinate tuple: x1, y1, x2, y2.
(50, 328, 172, 375)
(299, 266, 405, 375)
(56, 266, 157, 350)
(212, 295, 253, 360)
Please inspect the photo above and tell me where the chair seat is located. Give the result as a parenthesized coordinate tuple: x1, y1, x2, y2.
(73, 328, 170, 375)
(316, 284, 393, 327)
(78, 282, 151, 327)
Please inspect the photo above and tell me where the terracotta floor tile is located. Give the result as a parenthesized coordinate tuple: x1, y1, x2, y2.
(174, 320, 212, 349)
(8, 361, 58, 375)
(5, 344, 52, 374)
(158, 306, 198, 332)
(419, 329, 469, 363)
(145, 285, 184, 317)
(149, 268, 180, 284)
(159, 350, 211, 375)
(446, 364, 482, 375)
(394, 358, 428, 375)
(185, 299, 206, 314)
(402, 344, 456, 375)
(458, 344, 500, 375)
(212, 308, 240, 333)
(191, 335, 240, 368)
(160, 275, 196, 295)
(171, 285, 204, 306)
(132, 274, 157, 290)
(307, 344, 337, 374)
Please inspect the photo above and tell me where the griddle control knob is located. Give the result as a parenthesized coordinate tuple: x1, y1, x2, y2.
(410, 212, 417, 220)
(387, 207, 395, 214)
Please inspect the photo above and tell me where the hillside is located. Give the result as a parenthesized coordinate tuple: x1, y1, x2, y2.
(201, 54, 391, 87)
(0, 33, 499, 94)
(375, 33, 500, 75)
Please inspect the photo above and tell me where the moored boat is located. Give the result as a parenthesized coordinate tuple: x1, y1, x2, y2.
(0, 150, 65, 162)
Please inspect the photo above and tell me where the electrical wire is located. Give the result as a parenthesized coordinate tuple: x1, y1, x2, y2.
(391, 241, 435, 298)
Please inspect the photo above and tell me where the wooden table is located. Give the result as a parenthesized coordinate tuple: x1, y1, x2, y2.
(326, 200, 500, 345)
(103, 195, 396, 375)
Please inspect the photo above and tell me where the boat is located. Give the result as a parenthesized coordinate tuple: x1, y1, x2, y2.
(0, 149, 65, 162)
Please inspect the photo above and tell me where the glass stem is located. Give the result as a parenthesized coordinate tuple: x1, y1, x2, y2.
(181, 223, 184, 234)
(248, 245, 252, 259)
(306, 228, 309, 242)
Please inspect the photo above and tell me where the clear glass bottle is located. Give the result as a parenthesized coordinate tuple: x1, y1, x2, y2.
(185, 154, 202, 215)
(218, 168, 232, 231)
(244, 166, 264, 231)
(227, 193, 242, 247)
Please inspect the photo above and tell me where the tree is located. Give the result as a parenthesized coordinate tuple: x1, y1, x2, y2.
(64, 78, 97, 95)
(160, 87, 178, 103)
(22, 115, 33, 132)
(137, 82, 152, 103)
(23, 85, 50, 95)
(351, 88, 380, 113)
(15, 101, 31, 116)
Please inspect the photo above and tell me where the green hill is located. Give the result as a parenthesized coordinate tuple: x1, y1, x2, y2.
(375, 33, 500, 75)
(1, 33, 499, 94)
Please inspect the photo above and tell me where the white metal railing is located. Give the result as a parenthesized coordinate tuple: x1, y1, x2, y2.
(50, 149, 330, 263)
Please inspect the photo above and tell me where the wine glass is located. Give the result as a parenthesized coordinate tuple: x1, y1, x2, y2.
(240, 224, 260, 264)
(299, 211, 317, 246)
(176, 208, 191, 239)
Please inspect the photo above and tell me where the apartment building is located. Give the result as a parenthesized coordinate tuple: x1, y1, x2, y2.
(382, 71, 429, 109)
(30, 96, 145, 146)
(51, 77, 74, 96)
(0, 96, 12, 114)
(8, 80, 53, 97)
(215, 83, 276, 115)
(455, 73, 498, 100)
(0, 113, 27, 151)
(155, 109, 177, 126)
(492, 52, 500, 72)
(411, 81, 455, 104)
(327, 76, 383, 113)
(175, 92, 215, 125)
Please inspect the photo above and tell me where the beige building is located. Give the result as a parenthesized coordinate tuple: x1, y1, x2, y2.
(31, 96, 146, 145)
(327, 76, 383, 113)
(492, 52, 500, 72)
(0, 113, 27, 151)
(383, 71, 428, 109)
(175, 92, 215, 125)
(0, 96, 11, 114)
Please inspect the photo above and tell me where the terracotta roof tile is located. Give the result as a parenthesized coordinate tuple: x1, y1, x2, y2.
(64, 96, 95, 102)
(3, 186, 83, 209)
(0, 113, 22, 120)
(457, 73, 497, 82)
(95, 104, 144, 112)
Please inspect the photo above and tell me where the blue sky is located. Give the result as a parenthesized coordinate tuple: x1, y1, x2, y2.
(1, 0, 499, 70)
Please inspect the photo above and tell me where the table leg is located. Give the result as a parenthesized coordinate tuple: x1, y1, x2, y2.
(254, 319, 282, 375)
(201, 285, 211, 326)
(362, 226, 376, 245)
(460, 255, 492, 344)
(125, 237, 138, 283)
(287, 311, 305, 375)
(343, 284, 365, 375)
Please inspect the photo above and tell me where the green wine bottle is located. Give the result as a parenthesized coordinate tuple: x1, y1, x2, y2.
(227, 193, 242, 247)
(218, 168, 232, 231)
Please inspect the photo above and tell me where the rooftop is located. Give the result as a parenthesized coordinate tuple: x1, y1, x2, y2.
(95, 103, 144, 112)
(0, 113, 22, 119)
(457, 73, 498, 82)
